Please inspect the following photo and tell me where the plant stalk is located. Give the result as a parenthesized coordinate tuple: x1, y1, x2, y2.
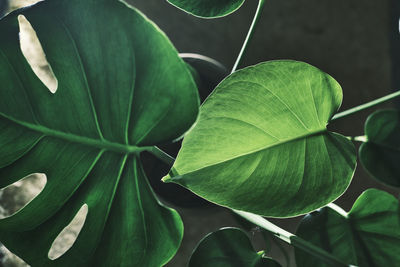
(351, 136, 368, 143)
(233, 210, 349, 266)
(147, 146, 175, 166)
(231, 0, 266, 73)
(326, 203, 348, 218)
(331, 90, 400, 121)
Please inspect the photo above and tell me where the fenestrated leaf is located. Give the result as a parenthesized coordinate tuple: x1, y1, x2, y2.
(0, 0, 199, 265)
(163, 60, 357, 217)
(189, 228, 281, 267)
(359, 109, 400, 187)
(167, 0, 245, 18)
(295, 189, 400, 267)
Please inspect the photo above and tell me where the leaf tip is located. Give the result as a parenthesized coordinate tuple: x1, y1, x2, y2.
(161, 175, 171, 183)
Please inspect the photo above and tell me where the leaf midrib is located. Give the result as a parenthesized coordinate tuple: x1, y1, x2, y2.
(0, 111, 149, 154)
(170, 126, 328, 178)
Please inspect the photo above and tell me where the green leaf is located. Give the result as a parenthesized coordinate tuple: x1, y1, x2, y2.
(359, 109, 400, 187)
(189, 228, 281, 267)
(295, 189, 400, 267)
(167, 0, 245, 18)
(0, 0, 199, 265)
(163, 60, 356, 217)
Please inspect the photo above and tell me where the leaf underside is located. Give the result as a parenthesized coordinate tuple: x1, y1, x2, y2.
(0, 0, 199, 266)
(164, 60, 357, 218)
(295, 189, 400, 267)
(189, 228, 281, 267)
(359, 109, 400, 187)
(167, 0, 245, 18)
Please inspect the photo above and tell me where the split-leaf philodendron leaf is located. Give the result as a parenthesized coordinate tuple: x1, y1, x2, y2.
(164, 60, 357, 217)
(167, 0, 245, 18)
(0, 0, 199, 265)
(189, 228, 281, 267)
(359, 109, 400, 187)
(295, 189, 400, 266)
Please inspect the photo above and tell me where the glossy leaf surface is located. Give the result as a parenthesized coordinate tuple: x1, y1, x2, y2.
(189, 228, 281, 267)
(359, 109, 400, 187)
(295, 189, 400, 266)
(167, 0, 245, 18)
(164, 60, 356, 217)
(0, 0, 199, 265)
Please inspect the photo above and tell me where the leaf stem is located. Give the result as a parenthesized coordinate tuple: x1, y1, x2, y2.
(147, 146, 175, 166)
(231, 0, 266, 73)
(351, 135, 368, 143)
(331, 90, 400, 121)
(326, 203, 348, 218)
(233, 210, 349, 266)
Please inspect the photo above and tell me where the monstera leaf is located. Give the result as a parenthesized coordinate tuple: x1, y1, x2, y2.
(189, 228, 281, 267)
(359, 109, 400, 187)
(0, 0, 199, 266)
(163, 60, 357, 217)
(295, 189, 400, 266)
(167, 0, 245, 18)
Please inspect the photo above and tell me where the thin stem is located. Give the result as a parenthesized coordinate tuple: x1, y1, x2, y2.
(233, 210, 293, 243)
(231, 0, 266, 73)
(147, 146, 175, 166)
(327, 203, 348, 218)
(331, 90, 400, 121)
(233, 210, 348, 266)
(352, 135, 368, 143)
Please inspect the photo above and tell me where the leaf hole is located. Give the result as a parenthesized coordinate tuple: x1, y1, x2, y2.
(48, 204, 88, 260)
(0, 243, 29, 267)
(0, 173, 47, 219)
(18, 14, 58, 93)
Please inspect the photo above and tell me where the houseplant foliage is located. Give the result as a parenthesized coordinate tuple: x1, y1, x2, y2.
(164, 60, 357, 217)
(359, 109, 400, 187)
(295, 189, 400, 266)
(189, 227, 281, 267)
(167, 0, 245, 18)
(1, 0, 399, 266)
(0, 0, 199, 265)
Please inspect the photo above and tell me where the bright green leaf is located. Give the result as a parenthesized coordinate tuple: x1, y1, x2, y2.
(163, 60, 357, 217)
(295, 189, 400, 267)
(359, 109, 400, 187)
(167, 0, 245, 18)
(189, 228, 281, 267)
(0, 0, 199, 265)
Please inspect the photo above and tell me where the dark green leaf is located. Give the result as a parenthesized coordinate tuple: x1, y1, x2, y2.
(167, 0, 245, 18)
(189, 228, 281, 267)
(0, 0, 199, 265)
(295, 189, 400, 267)
(164, 60, 356, 217)
(359, 109, 400, 187)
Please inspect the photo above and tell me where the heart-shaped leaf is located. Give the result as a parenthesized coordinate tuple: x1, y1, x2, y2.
(189, 228, 281, 267)
(359, 109, 400, 187)
(0, 0, 199, 265)
(163, 60, 357, 217)
(295, 189, 400, 266)
(167, 0, 245, 18)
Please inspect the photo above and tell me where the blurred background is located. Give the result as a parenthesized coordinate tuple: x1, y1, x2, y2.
(0, 0, 399, 266)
